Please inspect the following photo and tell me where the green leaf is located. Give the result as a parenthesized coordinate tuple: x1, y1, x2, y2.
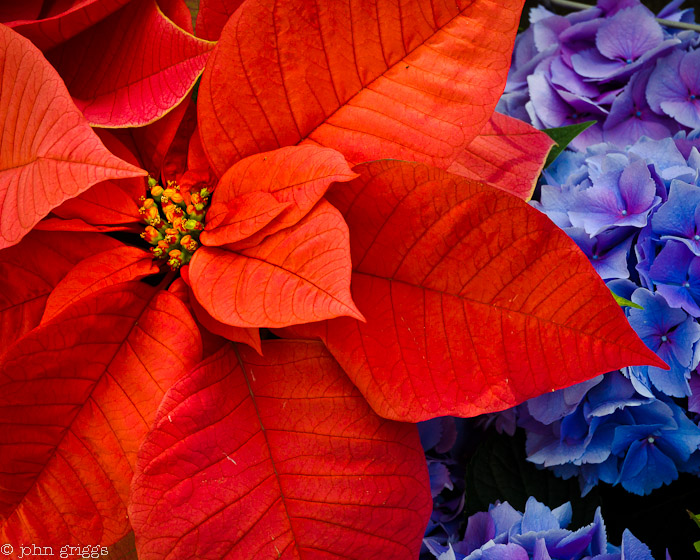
(694, 541, 700, 553)
(611, 291, 643, 310)
(543, 121, 597, 167)
(687, 509, 700, 529)
(464, 429, 601, 529)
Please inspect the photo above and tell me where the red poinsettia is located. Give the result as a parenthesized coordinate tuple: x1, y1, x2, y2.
(0, 0, 666, 558)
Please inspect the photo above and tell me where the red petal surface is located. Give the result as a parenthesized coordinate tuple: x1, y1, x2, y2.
(42, 246, 159, 322)
(52, 130, 147, 225)
(195, 0, 244, 40)
(127, 98, 191, 176)
(289, 160, 666, 421)
(0, 283, 202, 545)
(189, 292, 262, 354)
(200, 192, 289, 247)
(447, 112, 554, 201)
(158, 0, 195, 33)
(0, 1, 42, 24)
(189, 201, 362, 328)
(161, 100, 198, 183)
(198, 0, 525, 175)
(167, 277, 231, 358)
(32, 218, 137, 233)
(5, 0, 131, 51)
(0, 231, 122, 351)
(129, 340, 431, 559)
(0, 26, 146, 249)
(206, 146, 358, 249)
(47, 0, 214, 127)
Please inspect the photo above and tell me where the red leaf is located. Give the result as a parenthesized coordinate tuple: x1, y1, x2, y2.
(128, 98, 191, 176)
(129, 340, 431, 559)
(0, 26, 146, 249)
(41, 246, 159, 322)
(0, 1, 42, 24)
(0, 283, 202, 545)
(0, 231, 122, 351)
(198, 0, 526, 175)
(32, 218, 138, 233)
(195, 0, 245, 40)
(46, 0, 214, 127)
(5, 0, 131, 51)
(189, 201, 363, 328)
(201, 192, 290, 248)
(52, 130, 147, 225)
(187, 125, 212, 173)
(447, 112, 555, 200)
(286, 160, 666, 421)
(161, 99, 198, 183)
(189, 291, 262, 354)
(158, 0, 195, 34)
(168, 277, 232, 358)
(204, 146, 358, 249)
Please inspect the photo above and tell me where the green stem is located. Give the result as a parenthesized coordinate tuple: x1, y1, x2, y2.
(547, 0, 700, 32)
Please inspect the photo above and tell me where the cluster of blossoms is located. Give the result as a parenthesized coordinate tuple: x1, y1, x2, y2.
(478, 0, 700, 499)
(498, 0, 700, 150)
(424, 496, 660, 560)
(491, 133, 700, 496)
(138, 178, 211, 269)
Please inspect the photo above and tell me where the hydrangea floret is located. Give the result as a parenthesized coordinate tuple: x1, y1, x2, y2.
(498, 0, 700, 150)
(423, 496, 659, 560)
(495, 133, 700, 495)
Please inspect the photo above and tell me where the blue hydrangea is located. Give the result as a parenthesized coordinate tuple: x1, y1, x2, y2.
(492, 131, 700, 496)
(423, 497, 659, 560)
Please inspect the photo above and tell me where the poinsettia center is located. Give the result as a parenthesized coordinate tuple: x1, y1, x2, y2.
(139, 177, 211, 270)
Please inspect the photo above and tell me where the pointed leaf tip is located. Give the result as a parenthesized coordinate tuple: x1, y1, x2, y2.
(0, 25, 146, 249)
(293, 160, 672, 421)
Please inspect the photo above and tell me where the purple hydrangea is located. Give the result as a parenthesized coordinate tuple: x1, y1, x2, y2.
(423, 497, 658, 560)
(497, 0, 699, 150)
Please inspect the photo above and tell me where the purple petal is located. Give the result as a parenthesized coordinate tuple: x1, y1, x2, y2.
(689, 372, 700, 414)
(488, 502, 522, 537)
(647, 50, 687, 113)
(660, 99, 700, 129)
(418, 418, 443, 450)
(652, 180, 700, 256)
(465, 512, 496, 554)
(550, 56, 599, 98)
(571, 48, 624, 79)
(618, 159, 657, 214)
(533, 538, 552, 560)
(428, 462, 453, 497)
(480, 544, 529, 560)
(435, 417, 458, 454)
(596, 6, 663, 62)
(679, 49, 700, 97)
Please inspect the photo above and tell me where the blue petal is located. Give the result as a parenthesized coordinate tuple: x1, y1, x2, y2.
(521, 497, 560, 533)
(620, 529, 654, 560)
(618, 440, 679, 495)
